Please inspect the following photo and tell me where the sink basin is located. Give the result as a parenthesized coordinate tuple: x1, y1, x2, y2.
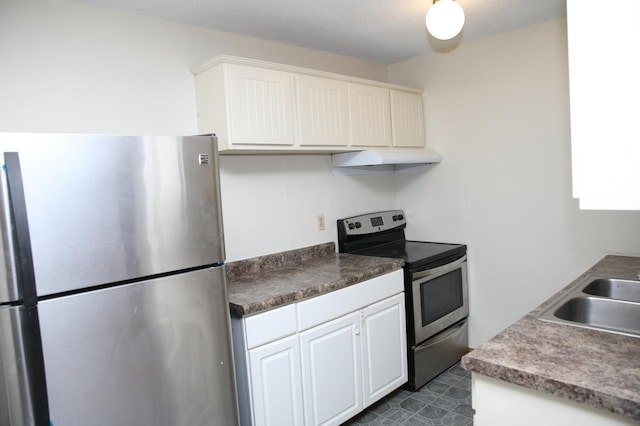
(582, 278, 640, 303)
(537, 275, 640, 338)
(553, 297, 640, 336)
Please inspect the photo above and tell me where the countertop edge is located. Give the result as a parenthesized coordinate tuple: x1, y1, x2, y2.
(461, 356, 638, 420)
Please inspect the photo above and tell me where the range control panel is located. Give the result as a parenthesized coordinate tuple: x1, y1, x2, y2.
(338, 210, 406, 236)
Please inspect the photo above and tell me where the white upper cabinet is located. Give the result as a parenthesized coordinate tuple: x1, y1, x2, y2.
(194, 64, 295, 150)
(227, 65, 296, 147)
(391, 91, 425, 148)
(193, 56, 427, 153)
(567, 0, 640, 210)
(295, 75, 350, 147)
(348, 84, 393, 147)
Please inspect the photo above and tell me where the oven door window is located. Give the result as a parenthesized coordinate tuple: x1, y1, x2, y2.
(420, 269, 463, 326)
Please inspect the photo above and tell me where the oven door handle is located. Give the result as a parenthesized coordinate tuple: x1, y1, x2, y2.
(412, 255, 467, 280)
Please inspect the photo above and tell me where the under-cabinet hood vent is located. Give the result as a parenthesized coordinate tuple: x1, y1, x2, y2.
(331, 149, 442, 176)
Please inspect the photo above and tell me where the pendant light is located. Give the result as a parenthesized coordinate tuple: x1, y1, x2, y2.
(426, 0, 465, 41)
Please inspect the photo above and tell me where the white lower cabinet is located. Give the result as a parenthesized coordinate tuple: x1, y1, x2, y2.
(300, 311, 363, 426)
(472, 374, 638, 426)
(232, 269, 407, 426)
(361, 294, 408, 406)
(300, 293, 407, 426)
(248, 335, 304, 426)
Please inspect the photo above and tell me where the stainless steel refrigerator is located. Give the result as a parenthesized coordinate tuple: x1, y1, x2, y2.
(0, 134, 239, 426)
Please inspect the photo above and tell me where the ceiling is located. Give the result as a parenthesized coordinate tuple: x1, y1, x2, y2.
(73, 0, 567, 64)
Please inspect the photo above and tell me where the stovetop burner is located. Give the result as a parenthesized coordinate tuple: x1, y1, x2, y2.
(353, 241, 465, 270)
(337, 210, 466, 270)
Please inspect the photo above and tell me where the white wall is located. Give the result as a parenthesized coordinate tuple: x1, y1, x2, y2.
(0, 0, 394, 261)
(0, 0, 388, 135)
(219, 156, 397, 260)
(388, 19, 640, 346)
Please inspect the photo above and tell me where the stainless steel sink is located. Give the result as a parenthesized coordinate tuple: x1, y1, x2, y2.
(552, 297, 640, 336)
(582, 278, 640, 303)
(537, 275, 640, 338)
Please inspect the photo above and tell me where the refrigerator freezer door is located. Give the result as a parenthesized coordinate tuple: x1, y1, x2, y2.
(0, 166, 18, 304)
(3, 134, 224, 297)
(38, 266, 239, 426)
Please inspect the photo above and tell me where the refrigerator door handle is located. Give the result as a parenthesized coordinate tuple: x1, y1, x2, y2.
(3, 152, 50, 426)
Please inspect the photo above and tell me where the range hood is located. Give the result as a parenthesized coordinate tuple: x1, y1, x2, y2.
(332, 148, 442, 167)
(331, 148, 442, 175)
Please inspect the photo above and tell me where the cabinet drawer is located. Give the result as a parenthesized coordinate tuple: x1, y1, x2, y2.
(245, 304, 297, 349)
(297, 269, 404, 332)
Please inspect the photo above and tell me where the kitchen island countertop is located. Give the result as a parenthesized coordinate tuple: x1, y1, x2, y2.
(462, 255, 640, 421)
(225, 242, 404, 318)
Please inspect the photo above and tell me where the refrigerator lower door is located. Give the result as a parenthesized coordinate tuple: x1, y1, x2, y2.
(0, 306, 31, 426)
(0, 304, 48, 426)
(37, 267, 239, 426)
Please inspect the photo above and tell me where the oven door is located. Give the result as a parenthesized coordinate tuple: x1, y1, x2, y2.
(411, 255, 468, 344)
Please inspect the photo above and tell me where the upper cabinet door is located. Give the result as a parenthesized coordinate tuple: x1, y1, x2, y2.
(567, 0, 640, 210)
(296, 75, 349, 147)
(348, 84, 393, 147)
(391, 91, 426, 148)
(226, 65, 295, 146)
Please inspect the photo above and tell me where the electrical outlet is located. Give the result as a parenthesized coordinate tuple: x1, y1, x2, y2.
(317, 214, 325, 231)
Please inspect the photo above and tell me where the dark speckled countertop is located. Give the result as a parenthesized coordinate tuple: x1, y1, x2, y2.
(462, 255, 640, 421)
(225, 242, 404, 318)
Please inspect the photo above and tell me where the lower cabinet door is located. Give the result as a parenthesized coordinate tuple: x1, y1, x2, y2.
(249, 335, 303, 426)
(300, 311, 362, 426)
(361, 293, 408, 407)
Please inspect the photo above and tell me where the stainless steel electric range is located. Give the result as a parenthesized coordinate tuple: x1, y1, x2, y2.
(338, 210, 468, 391)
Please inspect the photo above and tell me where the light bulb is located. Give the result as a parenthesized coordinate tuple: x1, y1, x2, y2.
(426, 0, 465, 41)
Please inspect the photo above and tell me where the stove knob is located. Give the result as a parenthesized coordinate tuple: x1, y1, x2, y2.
(355, 222, 362, 229)
(348, 223, 355, 230)
(392, 215, 399, 221)
(398, 214, 404, 221)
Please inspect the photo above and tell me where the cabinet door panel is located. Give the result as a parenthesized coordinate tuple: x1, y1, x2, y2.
(391, 91, 425, 148)
(362, 293, 408, 407)
(300, 311, 362, 426)
(567, 0, 640, 210)
(249, 335, 303, 426)
(227, 65, 295, 146)
(296, 75, 349, 146)
(349, 84, 392, 147)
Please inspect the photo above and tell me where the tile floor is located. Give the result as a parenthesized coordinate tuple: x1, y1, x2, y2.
(343, 362, 474, 425)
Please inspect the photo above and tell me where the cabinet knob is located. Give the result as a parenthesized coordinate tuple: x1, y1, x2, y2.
(354, 326, 360, 336)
